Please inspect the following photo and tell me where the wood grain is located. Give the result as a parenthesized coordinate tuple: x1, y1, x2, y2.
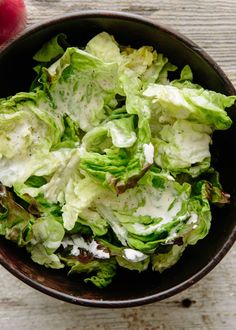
(1, 0, 236, 329)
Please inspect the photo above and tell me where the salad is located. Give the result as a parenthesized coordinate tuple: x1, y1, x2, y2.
(0, 32, 235, 288)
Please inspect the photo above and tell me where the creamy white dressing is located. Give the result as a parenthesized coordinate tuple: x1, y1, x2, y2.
(45, 241, 61, 249)
(98, 186, 142, 212)
(134, 185, 182, 222)
(62, 236, 110, 259)
(132, 222, 163, 236)
(50, 55, 114, 133)
(123, 248, 148, 262)
(188, 213, 198, 224)
(6, 120, 31, 150)
(143, 143, 154, 164)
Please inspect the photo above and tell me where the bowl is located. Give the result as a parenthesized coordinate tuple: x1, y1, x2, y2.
(0, 11, 235, 308)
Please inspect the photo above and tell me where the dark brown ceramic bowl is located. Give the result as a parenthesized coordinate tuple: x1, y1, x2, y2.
(0, 11, 235, 308)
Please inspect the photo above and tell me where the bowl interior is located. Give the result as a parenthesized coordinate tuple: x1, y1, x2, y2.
(0, 12, 235, 307)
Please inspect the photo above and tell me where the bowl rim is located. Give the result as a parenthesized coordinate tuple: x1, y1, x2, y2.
(0, 10, 235, 308)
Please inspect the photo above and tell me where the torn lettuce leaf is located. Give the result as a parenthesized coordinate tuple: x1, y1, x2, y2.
(116, 254, 150, 272)
(33, 33, 68, 63)
(85, 32, 121, 64)
(30, 245, 64, 269)
(31, 215, 64, 254)
(79, 103, 153, 193)
(0, 185, 35, 246)
(38, 47, 119, 132)
(15, 148, 107, 231)
(105, 116, 137, 148)
(94, 169, 191, 252)
(0, 90, 65, 186)
(61, 256, 117, 288)
(76, 209, 108, 236)
(143, 83, 235, 130)
(152, 245, 186, 272)
(152, 119, 212, 177)
(0, 184, 64, 269)
(28, 215, 65, 269)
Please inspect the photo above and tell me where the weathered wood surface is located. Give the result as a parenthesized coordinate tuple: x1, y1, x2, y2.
(0, 0, 236, 329)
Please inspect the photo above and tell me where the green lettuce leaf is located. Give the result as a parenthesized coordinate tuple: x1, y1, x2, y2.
(0, 185, 35, 246)
(0, 185, 64, 269)
(116, 255, 150, 272)
(144, 83, 235, 130)
(80, 104, 153, 193)
(61, 256, 117, 288)
(27, 212, 65, 269)
(0, 90, 65, 186)
(15, 148, 106, 231)
(105, 116, 137, 148)
(38, 47, 119, 132)
(12, 148, 78, 196)
(94, 169, 192, 252)
(85, 32, 121, 64)
(33, 33, 69, 63)
(77, 209, 108, 236)
(53, 115, 80, 149)
(79, 142, 152, 194)
(153, 119, 212, 177)
(30, 244, 64, 269)
(31, 215, 64, 254)
(152, 245, 186, 272)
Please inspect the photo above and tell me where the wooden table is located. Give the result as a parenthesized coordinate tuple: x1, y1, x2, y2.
(0, 1, 235, 329)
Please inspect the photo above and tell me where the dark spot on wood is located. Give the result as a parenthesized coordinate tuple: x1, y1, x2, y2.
(181, 298, 194, 308)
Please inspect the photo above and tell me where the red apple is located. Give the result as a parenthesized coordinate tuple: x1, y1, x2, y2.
(0, 0, 27, 45)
